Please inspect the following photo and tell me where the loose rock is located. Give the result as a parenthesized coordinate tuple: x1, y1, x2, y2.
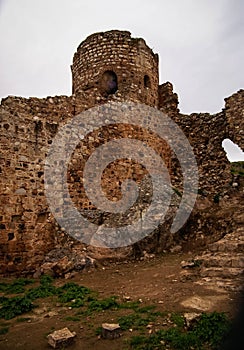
(47, 327, 76, 349)
(101, 323, 121, 339)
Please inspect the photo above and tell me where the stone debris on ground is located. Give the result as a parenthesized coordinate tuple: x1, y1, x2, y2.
(34, 247, 96, 278)
(101, 323, 121, 339)
(183, 312, 201, 328)
(47, 327, 76, 349)
(181, 295, 228, 312)
(180, 195, 244, 292)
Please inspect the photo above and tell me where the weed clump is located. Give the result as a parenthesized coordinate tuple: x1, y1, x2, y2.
(0, 275, 92, 319)
(0, 278, 34, 294)
(128, 311, 231, 349)
(0, 296, 34, 320)
(57, 282, 92, 308)
(88, 296, 119, 312)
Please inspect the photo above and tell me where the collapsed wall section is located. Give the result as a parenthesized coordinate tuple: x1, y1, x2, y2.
(158, 82, 232, 196)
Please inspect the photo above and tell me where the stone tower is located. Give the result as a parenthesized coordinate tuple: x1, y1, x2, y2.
(71, 30, 159, 106)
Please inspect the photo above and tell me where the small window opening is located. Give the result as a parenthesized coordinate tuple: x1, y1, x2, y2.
(144, 75, 151, 88)
(222, 139, 244, 162)
(8, 232, 14, 241)
(100, 70, 118, 96)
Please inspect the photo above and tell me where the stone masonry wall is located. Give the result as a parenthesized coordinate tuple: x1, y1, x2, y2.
(0, 95, 74, 273)
(0, 30, 243, 274)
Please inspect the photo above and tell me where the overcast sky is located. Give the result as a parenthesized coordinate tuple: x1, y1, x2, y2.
(0, 0, 243, 160)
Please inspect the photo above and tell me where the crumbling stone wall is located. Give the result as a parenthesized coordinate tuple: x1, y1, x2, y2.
(0, 30, 243, 274)
(0, 96, 74, 273)
(224, 89, 244, 150)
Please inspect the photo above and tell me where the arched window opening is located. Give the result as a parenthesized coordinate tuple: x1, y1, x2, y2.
(100, 70, 118, 96)
(222, 139, 244, 162)
(144, 74, 151, 88)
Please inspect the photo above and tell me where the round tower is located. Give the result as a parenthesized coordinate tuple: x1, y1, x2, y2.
(71, 30, 159, 106)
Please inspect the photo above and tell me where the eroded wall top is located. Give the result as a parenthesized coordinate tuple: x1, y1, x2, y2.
(71, 30, 159, 106)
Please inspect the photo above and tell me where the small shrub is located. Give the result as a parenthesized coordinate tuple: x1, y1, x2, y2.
(136, 305, 156, 313)
(118, 313, 139, 330)
(171, 313, 185, 328)
(160, 327, 199, 350)
(88, 296, 119, 312)
(0, 296, 34, 320)
(0, 278, 34, 294)
(25, 274, 57, 300)
(57, 282, 92, 307)
(118, 311, 158, 331)
(129, 335, 146, 346)
(40, 274, 53, 285)
(26, 283, 57, 300)
(128, 311, 231, 350)
(95, 326, 103, 336)
(192, 312, 231, 349)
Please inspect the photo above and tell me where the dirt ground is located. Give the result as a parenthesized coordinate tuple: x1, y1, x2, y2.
(0, 252, 241, 350)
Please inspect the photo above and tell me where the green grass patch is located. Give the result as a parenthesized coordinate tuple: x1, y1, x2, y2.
(57, 282, 92, 307)
(95, 326, 103, 336)
(0, 278, 34, 294)
(64, 316, 81, 322)
(0, 296, 34, 320)
(192, 311, 231, 349)
(118, 300, 141, 311)
(136, 305, 156, 313)
(88, 296, 119, 312)
(0, 275, 93, 319)
(128, 311, 231, 350)
(26, 282, 57, 300)
(0, 277, 231, 350)
(118, 310, 160, 331)
(170, 312, 185, 328)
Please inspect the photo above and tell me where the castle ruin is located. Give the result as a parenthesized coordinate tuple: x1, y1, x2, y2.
(0, 30, 243, 275)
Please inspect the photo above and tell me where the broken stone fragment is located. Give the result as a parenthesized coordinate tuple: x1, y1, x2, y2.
(181, 260, 201, 268)
(170, 245, 182, 253)
(101, 323, 121, 339)
(184, 312, 201, 328)
(47, 327, 76, 348)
